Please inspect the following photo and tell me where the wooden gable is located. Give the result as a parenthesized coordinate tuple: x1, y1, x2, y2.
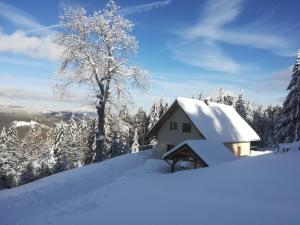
(163, 144, 208, 172)
(147, 100, 206, 140)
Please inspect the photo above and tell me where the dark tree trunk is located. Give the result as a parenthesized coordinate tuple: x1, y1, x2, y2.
(95, 100, 106, 162)
(94, 56, 111, 162)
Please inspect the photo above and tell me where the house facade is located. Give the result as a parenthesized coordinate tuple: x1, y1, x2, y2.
(147, 97, 260, 158)
(155, 106, 205, 152)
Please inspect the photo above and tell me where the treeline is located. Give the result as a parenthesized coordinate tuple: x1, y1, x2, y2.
(203, 88, 281, 147)
(0, 98, 168, 189)
(0, 92, 284, 189)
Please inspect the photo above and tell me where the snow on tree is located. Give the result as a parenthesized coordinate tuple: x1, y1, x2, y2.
(69, 115, 78, 143)
(234, 91, 251, 122)
(158, 97, 168, 118)
(0, 123, 22, 188)
(148, 101, 160, 130)
(21, 125, 43, 161)
(148, 98, 169, 131)
(104, 108, 130, 159)
(275, 50, 300, 143)
(249, 104, 282, 147)
(113, 113, 131, 156)
(77, 118, 92, 165)
(54, 0, 148, 162)
(0, 127, 7, 146)
(131, 129, 140, 153)
(215, 88, 234, 106)
(133, 107, 148, 146)
(64, 115, 90, 168)
(223, 94, 234, 106)
(6, 123, 19, 150)
(265, 105, 281, 145)
(49, 121, 69, 172)
(216, 88, 225, 104)
(85, 119, 97, 164)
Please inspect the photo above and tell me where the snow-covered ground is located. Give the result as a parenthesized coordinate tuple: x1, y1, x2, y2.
(13, 120, 39, 127)
(250, 149, 273, 156)
(0, 150, 299, 225)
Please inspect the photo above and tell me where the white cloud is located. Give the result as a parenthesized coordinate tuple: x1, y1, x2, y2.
(0, 1, 54, 35)
(0, 31, 61, 61)
(0, 1, 42, 29)
(0, 2, 61, 61)
(169, 39, 243, 74)
(169, 0, 299, 73)
(184, 0, 297, 57)
(119, 0, 172, 16)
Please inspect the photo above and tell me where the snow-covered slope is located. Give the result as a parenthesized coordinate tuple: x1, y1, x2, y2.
(0, 151, 299, 225)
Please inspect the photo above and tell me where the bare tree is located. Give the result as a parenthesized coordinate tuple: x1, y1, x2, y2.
(54, 0, 148, 162)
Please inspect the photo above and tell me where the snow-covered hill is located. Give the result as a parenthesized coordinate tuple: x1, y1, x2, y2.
(0, 150, 299, 225)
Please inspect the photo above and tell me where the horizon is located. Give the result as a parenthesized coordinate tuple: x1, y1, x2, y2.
(0, 0, 300, 113)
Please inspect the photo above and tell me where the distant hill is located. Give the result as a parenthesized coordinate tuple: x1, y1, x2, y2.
(0, 108, 96, 129)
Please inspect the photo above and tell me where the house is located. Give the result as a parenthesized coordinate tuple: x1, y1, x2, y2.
(147, 97, 260, 160)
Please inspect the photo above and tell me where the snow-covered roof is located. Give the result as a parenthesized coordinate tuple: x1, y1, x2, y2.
(163, 140, 236, 166)
(175, 97, 259, 142)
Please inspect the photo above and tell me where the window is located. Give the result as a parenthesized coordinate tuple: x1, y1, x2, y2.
(167, 144, 175, 151)
(169, 122, 178, 130)
(182, 123, 191, 133)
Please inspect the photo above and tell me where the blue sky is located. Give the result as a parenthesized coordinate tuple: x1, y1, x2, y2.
(0, 0, 299, 112)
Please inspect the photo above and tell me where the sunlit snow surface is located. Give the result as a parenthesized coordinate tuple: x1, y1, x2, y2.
(13, 120, 39, 127)
(0, 150, 299, 225)
(176, 97, 260, 142)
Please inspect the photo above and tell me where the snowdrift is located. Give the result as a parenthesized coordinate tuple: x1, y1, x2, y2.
(0, 150, 299, 225)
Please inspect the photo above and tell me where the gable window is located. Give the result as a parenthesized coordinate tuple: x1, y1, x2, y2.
(182, 123, 191, 133)
(167, 144, 175, 151)
(169, 122, 178, 130)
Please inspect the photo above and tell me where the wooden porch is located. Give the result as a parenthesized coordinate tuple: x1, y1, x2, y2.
(163, 144, 208, 172)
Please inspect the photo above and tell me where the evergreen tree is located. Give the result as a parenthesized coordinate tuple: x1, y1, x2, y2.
(0, 123, 21, 188)
(86, 119, 97, 164)
(251, 105, 281, 147)
(104, 108, 131, 159)
(77, 118, 91, 165)
(216, 88, 225, 104)
(223, 94, 234, 106)
(66, 115, 84, 168)
(51, 121, 69, 172)
(158, 97, 168, 117)
(235, 91, 248, 121)
(264, 105, 281, 146)
(133, 107, 148, 147)
(21, 125, 43, 161)
(0, 127, 7, 145)
(148, 101, 160, 130)
(131, 129, 140, 153)
(275, 50, 300, 143)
